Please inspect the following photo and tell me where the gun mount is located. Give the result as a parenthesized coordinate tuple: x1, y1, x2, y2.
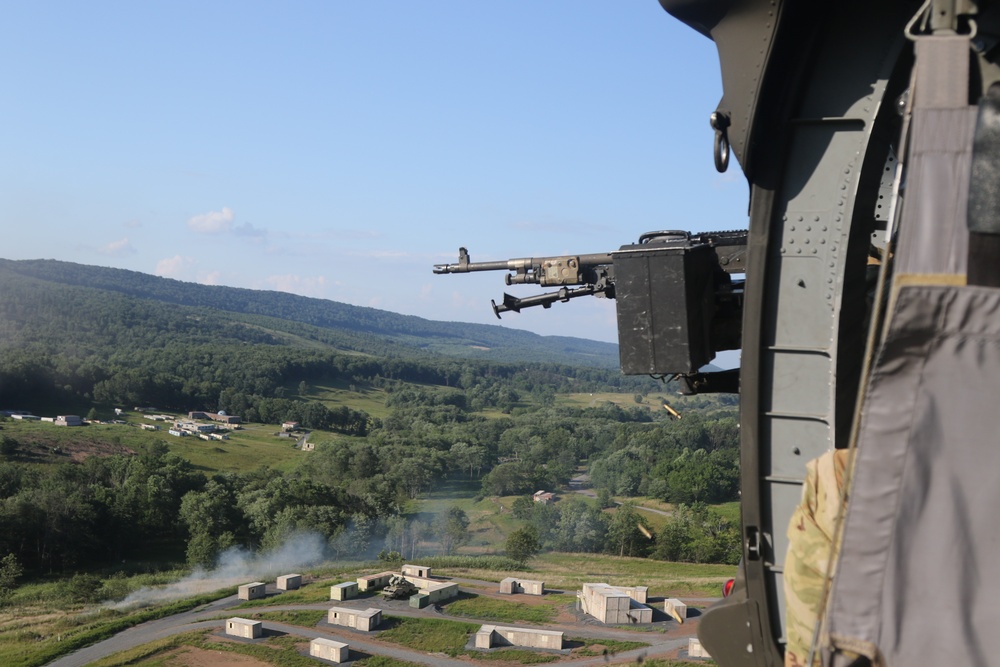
(434, 230, 746, 379)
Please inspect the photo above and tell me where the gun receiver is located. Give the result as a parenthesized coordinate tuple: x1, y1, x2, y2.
(434, 230, 747, 377)
(433, 248, 614, 286)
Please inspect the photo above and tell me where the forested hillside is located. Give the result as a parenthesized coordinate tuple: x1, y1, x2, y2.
(0, 259, 656, 415)
(0, 259, 619, 365)
(0, 257, 741, 584)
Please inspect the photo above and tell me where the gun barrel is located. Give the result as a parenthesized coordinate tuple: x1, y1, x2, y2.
(433, 259, 517, 274)
(434, 248, 612, 285)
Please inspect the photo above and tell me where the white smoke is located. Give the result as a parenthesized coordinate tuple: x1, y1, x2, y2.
(111, 532, 329, 609)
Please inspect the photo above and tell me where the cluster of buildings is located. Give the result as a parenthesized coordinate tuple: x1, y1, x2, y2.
(229, 567, 707, 662)
(333, 563, 460, 609)
(3, 411, 82, 426)
(3, 407, 243, 440)
(157, 411, 241, 439)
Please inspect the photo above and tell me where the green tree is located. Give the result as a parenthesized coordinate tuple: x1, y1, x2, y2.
(0, 553, 23, 603)
(436, 506, 471, 555)
(605, 502, 650, 557)
(0, 435, 16, 459)
(505, 526, 541, 564)
(510, 496, 534, 520)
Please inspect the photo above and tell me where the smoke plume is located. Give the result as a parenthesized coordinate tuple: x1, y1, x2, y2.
(112, 532, 329, 609)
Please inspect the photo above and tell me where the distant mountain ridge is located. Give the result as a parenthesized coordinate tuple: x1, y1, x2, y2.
(0, 258, 622, 368)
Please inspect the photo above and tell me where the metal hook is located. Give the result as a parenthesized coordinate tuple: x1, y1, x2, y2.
(710, 111, 731, 173)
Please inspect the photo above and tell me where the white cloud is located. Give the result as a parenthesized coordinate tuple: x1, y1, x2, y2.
(99, 237, 136, 256)
(265, 274, 328, 298)
(200, 271, 223, 285)
(155, 255, 194, 278)
(187, 207, 235, 233)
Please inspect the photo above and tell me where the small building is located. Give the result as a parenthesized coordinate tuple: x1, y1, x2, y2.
(238, 582, 267, 600)
(616, 585, 648, 604)
(189, 411, 241, 424)
(140, 423, 159, 431)
(664, 598, 688, 623)
(356, 571, 396, 592)
(327, 606, 381, 632)
(167, 429, 187, 437)
(402, 564, 431, 578)
(475, 624, 564, 650)
(579, 583, 653, 624)
(533, 490, 556, 504)
(500, 577, 544, 595)
(310, 637, 349, 662)
(396, 567, 459, 606)
(282, 421, 299, 431)
(10, 413, 39, 421)
(413, 580, 459, 607)
(331, 582, 359, 601)
(688, 637, 711, 658)
(55, 415, 82, 427)
(277, 573, 302, 591)
(225, 617, 262, 639)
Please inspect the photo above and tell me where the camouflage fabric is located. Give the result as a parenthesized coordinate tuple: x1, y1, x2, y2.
(783, 449, 849, 667)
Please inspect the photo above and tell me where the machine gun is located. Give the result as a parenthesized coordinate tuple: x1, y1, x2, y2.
(434, 230, 747, 380)
(433, 247, 615, 317)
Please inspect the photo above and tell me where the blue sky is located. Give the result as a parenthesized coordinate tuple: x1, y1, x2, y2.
(0, 2, 748, 346)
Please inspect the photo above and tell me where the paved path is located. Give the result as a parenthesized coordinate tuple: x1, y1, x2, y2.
(47, 576, 704, 667)
(568, 474, 673, 518)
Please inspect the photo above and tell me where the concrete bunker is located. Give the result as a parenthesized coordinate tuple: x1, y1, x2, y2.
(238, 582, 266, 601)
(327, 606, 382, 631)
(664, 597, 688, 623)
(356, 571, 395, 592)
(276, 573, 302, 591)
(310, 637, 349, 662)
(578, 583, 653, 624)
(499, 577, 544, 595)
(225, 617, 262, 639)
(475, 624, 564, 650)
(401, 564, 431, 578)
(330, 581, 359, 601)
(408, 580, 459, 607)
(688, 637, 711, 658)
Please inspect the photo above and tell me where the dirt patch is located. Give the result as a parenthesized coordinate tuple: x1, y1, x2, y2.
(156, 645, 270, 667)
(7, 429, 135, 463)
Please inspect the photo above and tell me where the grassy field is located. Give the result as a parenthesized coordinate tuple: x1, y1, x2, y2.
(439, 593, 557, 624)
(0, 586, 236, 667)
(377, 615, 479, 656)
(0, 551, 730, 666)
(296, 379, 394, 420)
(431, 552, 733, 599)
(0, 414, 315, 473)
